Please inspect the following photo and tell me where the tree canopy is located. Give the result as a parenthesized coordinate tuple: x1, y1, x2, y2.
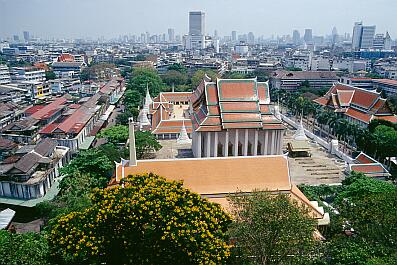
(135, 131, 162, 159)
(97, 125, 129, 144)
(48, 174, 231, 264)
(0, 231, 50, 265)
(162, 70, 188, 86)
(228, 191, 318, 265)
(127, 68, 164, 97)
(191, 69, 218, 89)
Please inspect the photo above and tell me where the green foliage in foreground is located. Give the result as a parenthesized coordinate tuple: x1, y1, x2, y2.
(228, 191, 318, 265)
(0, 231, 50, 265)
(48, 174, 231, 265)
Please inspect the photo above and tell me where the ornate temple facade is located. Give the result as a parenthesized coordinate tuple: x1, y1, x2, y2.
(190, 77, 284, 158)
(138, 87, 193, 139)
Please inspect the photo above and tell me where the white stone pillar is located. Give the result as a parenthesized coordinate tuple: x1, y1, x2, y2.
(278, 130, 283, 154)
(254, 130, 258, 156)
(214, 131, 218, 157)
(197, 132, 202, 158)
(234, 129, 239, 156)
(244, 129, 249, 156)
(224, 131, 229, 157)
(206, 132, 211, 157)
(270, 131, 275, 155)
(264, 130, 269, 155)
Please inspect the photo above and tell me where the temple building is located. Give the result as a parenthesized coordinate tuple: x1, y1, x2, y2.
(138, 88, 193, 140)
(112, 119, 329, 226)
(190, 77, 284, 158)
(314, 83, 397, 126)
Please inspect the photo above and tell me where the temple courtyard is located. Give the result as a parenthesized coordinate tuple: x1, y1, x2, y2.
(154, 124, 346, 186)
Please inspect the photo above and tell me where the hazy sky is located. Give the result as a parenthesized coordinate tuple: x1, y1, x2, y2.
(0, 0, 395, 39)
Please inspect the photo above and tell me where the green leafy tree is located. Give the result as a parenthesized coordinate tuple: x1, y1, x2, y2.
(0, 231, 50, 265)
(191, 69, 218, 89)
(228, 191, 318, 265)
(59, 148, 113, 186)
(124, 89, 143, 108)
(135, 131, 162, 159)
(162, 70, 188, 86)
(48, 174, 231, 265)
(98, 143, 129, 162)
(167, 63, 187, 74)
(97, 125, 129, 144)
(45, 71, 56, 80)
(128, 68, 164, 97)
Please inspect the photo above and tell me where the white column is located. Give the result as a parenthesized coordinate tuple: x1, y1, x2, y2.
(234, 129, 239, 156)
(254, 130, 258, 156)
(214, 132, 218, 157)
(270, 131, 275, 155)
(224, 131, 229, 157)
(244, 129, 248, 156)
(264, 130, 269, 155)
(197, 132, 202, 158)
(206, 132, 211, 157)
(278, 131, 283, 155)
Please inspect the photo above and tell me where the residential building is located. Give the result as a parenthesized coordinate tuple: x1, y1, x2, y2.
(270, 70, 339, 91)
(304, 29, 313, 44)
(0, 65, 11, 85)
(0, 138, 70, 200)
(314, 83, 397, 127)
(52, 62, 84, 78)
(292, 30, 301, 45)
(10, 67, 45, 83)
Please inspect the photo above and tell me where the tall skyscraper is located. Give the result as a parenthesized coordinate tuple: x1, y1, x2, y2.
(189, 11, 205, 35)
(247, 32, 255, 45)
(187, 11, 205, 50)
(352, 22, 376, 50)
(292, 30, 300, 45)
(232, 31, 237, 42)
(303, 29, 313, 43)
(23, 31, 30, 42)
(168, 28, 175, 42)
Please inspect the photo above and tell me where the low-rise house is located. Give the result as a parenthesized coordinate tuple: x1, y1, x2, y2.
(0, 138, 70, 200)
(0, 138, 18, 160)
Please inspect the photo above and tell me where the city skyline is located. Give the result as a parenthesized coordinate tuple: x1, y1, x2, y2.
(0, 0, 395, 39)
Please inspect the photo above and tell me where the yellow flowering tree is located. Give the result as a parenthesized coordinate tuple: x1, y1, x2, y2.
(49, 173, 231, 264)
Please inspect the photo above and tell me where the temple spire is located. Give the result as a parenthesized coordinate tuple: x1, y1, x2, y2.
(293, 116, 308, 141)
(177, 120, 191, 144)
(129, 118, 137, 166)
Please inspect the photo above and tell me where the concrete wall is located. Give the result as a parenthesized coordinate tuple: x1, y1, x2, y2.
(281, 114, 354, 164)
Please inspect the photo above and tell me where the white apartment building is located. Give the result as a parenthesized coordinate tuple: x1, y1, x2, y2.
(11, 67, 45, 83)
(0, 65, 11, 85)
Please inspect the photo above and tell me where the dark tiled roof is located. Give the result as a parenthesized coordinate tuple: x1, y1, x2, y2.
(14, 152, 41, 173)
(34, 138, 57, 157)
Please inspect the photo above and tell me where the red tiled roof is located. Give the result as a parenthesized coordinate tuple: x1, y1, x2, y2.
(25, 105, 44, 116)
(337, 90, 354, 107)
(313, 97, 328, 106)
(374, 79, 397, 86)
(351, 89, 379, 109)
(374, 115, 397, 123)
(152, 120, 192, 134)
(355, 153, 377, 164)
(351, 164, 386, 174)
(191, 79, 281, 131)
(345, 108, 372, 124)
(31, 97, 67, 120)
